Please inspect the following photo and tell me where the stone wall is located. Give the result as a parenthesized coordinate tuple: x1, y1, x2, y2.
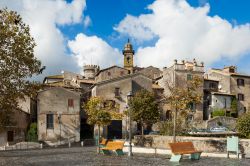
(137, 66, 162, 80)
(134, 135, 250, 154)
(0, 132, 7, 146)
(231, 76, 250, 113)
(93, 73, 152, 138)
(95, 66, 129, 83)
(206, 116, 237, 129)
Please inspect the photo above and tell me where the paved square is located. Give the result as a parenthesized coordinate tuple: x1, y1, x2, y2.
(0, 147, 249, 166)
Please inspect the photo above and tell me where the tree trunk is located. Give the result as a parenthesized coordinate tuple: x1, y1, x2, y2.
(173, 107, 177, 143)
(97, 125, 100, 153)
(141, 122, 144, 137)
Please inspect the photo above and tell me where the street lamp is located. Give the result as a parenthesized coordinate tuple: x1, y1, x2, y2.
(58, 113, 62, 145)
(127, 91, 133, 157)
(124, 105, 128, 141)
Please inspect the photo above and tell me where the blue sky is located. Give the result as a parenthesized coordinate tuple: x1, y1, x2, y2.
(63, 0, 250, 44)
(1, 0, 250, 77)
(65, 0, 250, 73)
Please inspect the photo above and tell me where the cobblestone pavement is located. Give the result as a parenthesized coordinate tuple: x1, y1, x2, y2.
(0, 147, 249, 166)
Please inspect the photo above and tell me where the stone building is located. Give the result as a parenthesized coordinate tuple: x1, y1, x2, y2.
(95, 66, 129, 83)
(207, 66, 250, 115)
(203, 77, 236, 120)
(203, 78, 219, 120)
(89, 40, 164, 139)
(0, 97, 33, 146)
(92, 73, 153, 139)
(41, 40, 250, 141)
(38, 68, 96, 144)
(37, 87, 82, 144)
(158, 59, 204, 121)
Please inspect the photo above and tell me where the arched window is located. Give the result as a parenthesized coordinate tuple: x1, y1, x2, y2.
(166, 110, 171, 120)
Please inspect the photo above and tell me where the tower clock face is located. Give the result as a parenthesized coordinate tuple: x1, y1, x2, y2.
(125, 54, 133, 67)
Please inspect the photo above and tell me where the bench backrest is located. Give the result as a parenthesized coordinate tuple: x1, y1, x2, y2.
(100, 138, 107, 145)
(106, 141, 125, 149)
(169, 142, 196, 153)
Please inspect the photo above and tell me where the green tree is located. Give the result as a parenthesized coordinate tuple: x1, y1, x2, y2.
(27, 123, 38, 142)
(164, 76, 202, 142)
(84, 97, 122, 153)
(236, 112, 250, 138)
(231, 97, 238, 117)
(211, 108, 226, 117)
(0, 9, 43, 130)
(129, 89, 159, 136)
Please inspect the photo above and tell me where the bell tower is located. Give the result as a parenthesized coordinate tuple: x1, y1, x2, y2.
(123, 39, 134, 73)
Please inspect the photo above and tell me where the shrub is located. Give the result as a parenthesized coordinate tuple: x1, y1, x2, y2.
(159, 119, 189, 136)
(217, 121, 223, 126)
(27, 123, 38, 142)
(211, 108, 225, 117)
(236, 113, 250, 138)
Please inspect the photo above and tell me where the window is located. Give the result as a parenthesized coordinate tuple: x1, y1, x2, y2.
(209, 83, 217, 89)
(187, 102, 195, 112)
(229, 68, 235, 73)
(120, 71, 124, 76)
(107, 72, 111, 76)
(115, 88, 120, 97)
(238, 94, 244, 101)
(224, 98, 227, 108)
(127, 56, 130, 64)
(68, 99, 74, 108)
(46, 114, 54, 129)
(237, 79, 245, 86)
(187, 115, 193, 122)
(187, 74, 193, 80)
(166, 110, 171, 120)
(7, 131, 14, 142)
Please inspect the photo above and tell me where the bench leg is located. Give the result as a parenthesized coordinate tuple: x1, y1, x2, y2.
(115, 149, 124, 156)
(101, 149, 111, 155)
(190, 153, 201, 160)
(170, 154, 182, 162)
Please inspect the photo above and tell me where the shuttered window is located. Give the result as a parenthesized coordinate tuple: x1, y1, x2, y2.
(238, 94, 244, 101)
(46, 114, 54, 129)
(68, 99, 74, 108)
(237, 79, 245, 86)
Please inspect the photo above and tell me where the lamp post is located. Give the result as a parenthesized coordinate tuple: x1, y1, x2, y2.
(124, 105, 128, 141)
(58, 113, 62, 145)
(127, 91, 133, 157)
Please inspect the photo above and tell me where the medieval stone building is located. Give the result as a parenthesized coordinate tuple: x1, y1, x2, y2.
(207, 66, 250, 116)
(36, 40, 250, 144)
(158, 59, 204, 121)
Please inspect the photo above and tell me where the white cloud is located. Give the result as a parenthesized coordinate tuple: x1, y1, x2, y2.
(83, 15, 91, 28)
(0, 0, 87, 78)
(114, 14, 155, 42)
(114, 0, 250, 68)
(68, 33, 122, 69)
(198, 0, 208, 6)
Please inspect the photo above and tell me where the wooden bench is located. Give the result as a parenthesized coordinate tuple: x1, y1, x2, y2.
(168, 142, 203, 162)
(99, 138, 108, 148)
(101, 141, 124, 156)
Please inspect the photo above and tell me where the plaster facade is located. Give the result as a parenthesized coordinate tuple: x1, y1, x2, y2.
(37, 87, 81, 143)
(208, 66, 250, 115)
